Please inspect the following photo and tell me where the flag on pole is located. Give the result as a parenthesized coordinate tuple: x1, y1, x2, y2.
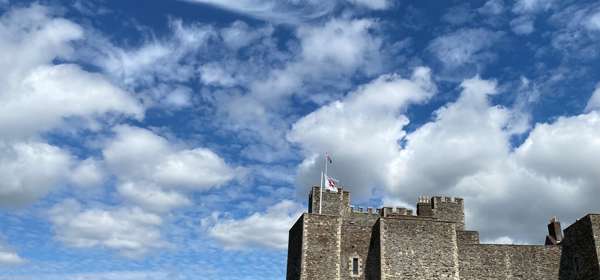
(326, 153, 333, 164)
(326, 176, 338, 192)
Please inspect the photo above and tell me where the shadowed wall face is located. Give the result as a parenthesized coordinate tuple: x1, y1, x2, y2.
(560, 215, 600, 280)
(287, 215, 304, 280)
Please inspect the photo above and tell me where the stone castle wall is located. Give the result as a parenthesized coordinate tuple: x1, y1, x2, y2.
(559, 214, 600, 279)
(380, 217, 460, 280)
(458, 244, 561, 279)
(286, 215, 304, 280)
(287, 187, 600, 280)
(302, 214, 342, 280)
(340, 213, 379, 279)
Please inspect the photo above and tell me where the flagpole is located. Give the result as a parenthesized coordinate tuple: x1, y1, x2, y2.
(319, 170, 323, 214)
(320, 153, 327, 214)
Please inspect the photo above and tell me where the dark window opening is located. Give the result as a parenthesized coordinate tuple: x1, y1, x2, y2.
(352, 257, 359, 275)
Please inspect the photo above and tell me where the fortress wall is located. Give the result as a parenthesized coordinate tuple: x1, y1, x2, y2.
(340, 213, 380, 280)
(286, 215, 304, 280)
(303, 214, 342, 280)
(380, 218, 460, 280)
(458, 244, 561, 280)
(559, 214, 600, 280)
(457, 230, 480, 245)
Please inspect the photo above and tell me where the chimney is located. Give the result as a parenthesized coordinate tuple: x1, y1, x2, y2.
(545, 216, 563, 245)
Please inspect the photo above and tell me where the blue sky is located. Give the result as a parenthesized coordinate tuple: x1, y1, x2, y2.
(1, 0, 600, 279)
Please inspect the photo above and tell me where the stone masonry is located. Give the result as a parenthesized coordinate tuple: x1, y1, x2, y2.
(286, 186, 600, 280)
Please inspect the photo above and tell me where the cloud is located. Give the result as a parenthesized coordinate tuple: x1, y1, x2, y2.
(512, 0, 555, 14)
(0, 64, 143, 139)
(0, 241, 24, 265)
(585, 84, 600, 112)
(382, 76, 600, 242)
(478, 0, 504, 15)
(549, 3, 600, 59)
(0, 5, 142, 140)
(69, 159, 106, 189)
(510, 16, 535, 35)
(117, 182, 191, 213)
(288, 67, 435, 198)
(104, 125, 234, 190)
(0, 141, 71, 207)
(207, 200, 303, 250)
(585, 10, 600, 31)
(183, 0, 390, 24)
(0, 3, 146, 211)
(427, 28, 502, 78)
(49, 199, 166, 257)
(213, 17, 383, 163)
(103, 125, 235, 212)
(290, 72, 600, 243)
(346, 0, 389, 10)
(248, 18, 382, 105)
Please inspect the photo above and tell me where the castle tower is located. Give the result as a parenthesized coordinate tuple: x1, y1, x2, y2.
(417, 196, 465, 230)
(308, 186, 350, 216)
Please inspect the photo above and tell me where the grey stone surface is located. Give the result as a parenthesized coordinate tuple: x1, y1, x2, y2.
(287, 186, 600, 280)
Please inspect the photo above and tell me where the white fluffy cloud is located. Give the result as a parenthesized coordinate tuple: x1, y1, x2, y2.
(104, 125, 234, 190)
(0, 4, 144, 209)
(69, 159, 106, 189)
(0, 5, 142, 140)
(215, 17, 383, 163)
(250, 18, 382, 105)
(49, 199, 166, 258)
(117, 182, 191, 213)
(289, 67, 435, 198)
(291, 73, 600, 243)
(103, 125, 235, 212)
(207, 200, 303, 250)
(0, 241, 24, 265)
(384, 77, 600, 242)
(0, 141, 71, 207)
(386, 77, 508, 196)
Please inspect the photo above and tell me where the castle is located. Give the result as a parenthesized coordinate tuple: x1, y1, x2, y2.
(286, 186, 600, 280)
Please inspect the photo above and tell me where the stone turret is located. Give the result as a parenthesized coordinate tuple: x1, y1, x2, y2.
(308, 186, 350, 216)
(417, 195, 465, 230)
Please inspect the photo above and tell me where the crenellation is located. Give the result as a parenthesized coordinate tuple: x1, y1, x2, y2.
(288, 187, 600, 280)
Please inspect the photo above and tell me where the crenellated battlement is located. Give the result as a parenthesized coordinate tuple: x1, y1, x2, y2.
(418, 195, 464, 205)
(309, 187, 464, 227)
(417, 195, 465, 230)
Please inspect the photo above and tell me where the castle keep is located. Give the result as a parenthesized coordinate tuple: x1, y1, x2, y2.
(286, 186, 600, 280)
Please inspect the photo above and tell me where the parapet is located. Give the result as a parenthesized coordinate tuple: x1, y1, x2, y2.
(417, 195, 465, 230)
(380, 207, 413, 217)
(432, 196, 464, 205)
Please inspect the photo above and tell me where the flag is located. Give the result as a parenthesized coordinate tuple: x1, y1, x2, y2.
(326, 176, 338, 192)
(326, 153, 333, 164)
